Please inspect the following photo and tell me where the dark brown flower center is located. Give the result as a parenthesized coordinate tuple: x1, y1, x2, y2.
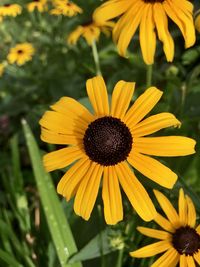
(83, 116, 132, 166)
(4, 4, 11, 7)
(172, 226, 200, 256)
(17, 49, 23, 54)
(143, 0, 164, 3)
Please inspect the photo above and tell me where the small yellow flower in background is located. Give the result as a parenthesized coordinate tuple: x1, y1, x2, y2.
(67, 21, 114, 46)
(27, 0, 47, 13)
(7, 43, 35, 66)
(131, 189, 200, 267)
(50, 0, 82, 17)
(93, 0, 196, 65)
(195, 10, 200, 33)
(0, 3, 22, 17)
(39, 76, 196, 225)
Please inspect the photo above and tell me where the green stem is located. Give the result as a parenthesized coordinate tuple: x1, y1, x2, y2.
(146, 64, 153, 87)
(91, 41, 102, 76)
(116, 248, 124, 267)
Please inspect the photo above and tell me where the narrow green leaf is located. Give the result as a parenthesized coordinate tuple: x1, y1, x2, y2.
(22, 119, 82, 267)
(0, 249, 23, 267)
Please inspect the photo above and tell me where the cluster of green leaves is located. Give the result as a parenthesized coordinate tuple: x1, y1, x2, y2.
(0, 0, 200, 266)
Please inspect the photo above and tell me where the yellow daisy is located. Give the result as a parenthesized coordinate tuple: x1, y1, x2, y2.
(93, 0, 196, 65)
(67, 21, 113, 46)
(0, 3, 22, 17)
(7, 43, 35, 66)
(195, 10, 200, 33)
(50, 0, 82, 17)
(131, 189, 200, 267)
(27, 0, 47, 13)
(39, 76, 196, 225)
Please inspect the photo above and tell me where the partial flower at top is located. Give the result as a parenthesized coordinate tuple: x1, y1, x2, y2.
(0, 3, 22, 17)
(39, 76, 196, 225)
(7, 43, 35, 66)
(50, 0, 82, 17)
(93, 0, 196, 65)
(67, 21, 114, 46)
(195, 10, 200, 33)
(27, 0, 47, 13)
(131, 189, 200, 267)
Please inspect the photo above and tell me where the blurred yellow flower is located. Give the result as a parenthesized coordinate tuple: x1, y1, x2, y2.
(0, 63, 5, 77)
(131, 189, 200, 267)
(27, 0, 47, 13)
(50, 0, 82, 17)
(93, 0, 196, 65)
(67, 21, 114, 46)
(40, 76, 196, 225)
(7, 43, 35, 66)
(195, 11, 200, 33)
(0, 3, 22, 17)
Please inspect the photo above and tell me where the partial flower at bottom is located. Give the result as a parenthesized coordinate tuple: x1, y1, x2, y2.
(39, 76, 196, 225)
(131, 189, 200, 267)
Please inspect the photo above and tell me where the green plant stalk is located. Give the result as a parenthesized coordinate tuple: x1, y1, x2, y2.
(22, 119, 82, 267)
(91, 41, 102, 76)
(146, 64, 153, 88)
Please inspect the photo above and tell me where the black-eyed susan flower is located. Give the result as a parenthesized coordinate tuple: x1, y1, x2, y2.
(39, 76, 196, 225)
(27, 0, 47, 13)
(50, 0, 82, 17)
(93, 0, 196, 65)
(195, 10, 200, 33)
(7, 43, 35, 66)
(67, 21, 113, 46)
(0, 3, 22, 17)
(131, 189, 200, 267)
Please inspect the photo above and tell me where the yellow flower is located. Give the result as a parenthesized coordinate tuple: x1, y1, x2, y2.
(0, 3, 22, 17)
(27, 0, 47, 13)
(0, 63, 5, 77)
(93, 0, 196, 65)
(50, 0, 82, 17)
(131, 189, 200, 267)
(39, 76, 196, 225)
(67, 21, 113, 46)
(7, 43, 35, 66)
(195, 10, 200, 33)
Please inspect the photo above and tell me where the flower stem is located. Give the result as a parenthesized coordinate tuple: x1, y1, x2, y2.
(91, 41, 102, 76)
(146, 64, 153, 87)
(116, 248, 124, 267)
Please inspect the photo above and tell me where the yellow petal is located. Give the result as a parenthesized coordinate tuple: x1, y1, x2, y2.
(51, 96, 94, 126)
(93, 0, 132, 24)
(68, 26, 83, 45)
(194, 251, 200, 265)
(116, 2, 144, 57)
(57, 157, 89, 198)
(102, 166, 123, 225)
(153, 3, 174, 62)
(131, 112, 181, 137)
(133, 136, 196, 156)
(154, 190, 181, 228)
(186, 256, 196, 267)
(195, 13, 200, 33)
(115, 162, 156, 221)
(151, 248, 179, 267)
(41, 127, 81, 145)
(137, 227, 171, 240)
(186, 195, 196, 228)
(111, 80, 135, 119)
(128, 151, 177, 189)
(178, 188, 187, 226)
(154, 213, 175, 233)
(130, 240, 171, 258)
(74, 162, 103, 220)
(139, 4, 156, 65)
(43, 145, 84, 172)
(163, 1, 195, 48)
(86, 76, 109, 116)
(124, 87, 163, 128)
(180, 255, 187, 267)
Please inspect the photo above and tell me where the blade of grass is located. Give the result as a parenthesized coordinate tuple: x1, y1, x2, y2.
(0, 249, 23, 267)
(22, 119, 82, 267)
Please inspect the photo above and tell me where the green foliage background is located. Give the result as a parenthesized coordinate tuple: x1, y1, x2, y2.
(0, 0, 200, 266)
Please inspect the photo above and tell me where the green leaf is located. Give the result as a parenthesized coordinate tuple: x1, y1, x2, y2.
(22, 119, 82, 267)
(0, 249, 23, 267)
